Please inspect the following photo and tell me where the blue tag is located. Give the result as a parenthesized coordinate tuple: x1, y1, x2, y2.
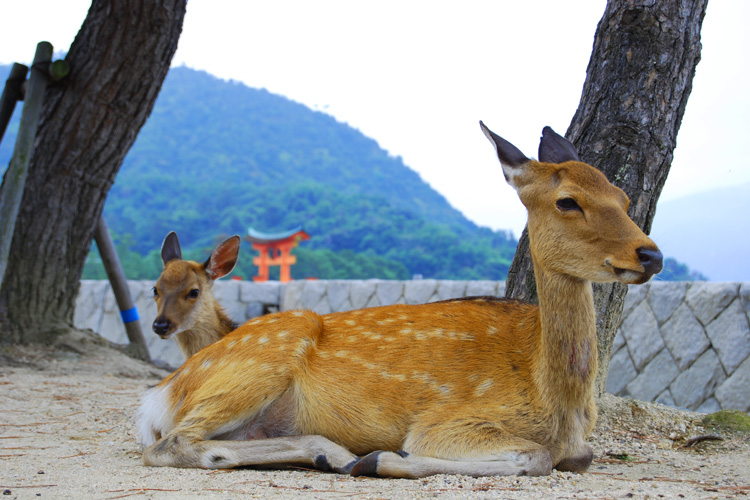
(120, 307, 140, 324)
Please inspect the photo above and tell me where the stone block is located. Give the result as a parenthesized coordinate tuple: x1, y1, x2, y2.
(669, 349, 727, 410)
(660, 303, 710, 370)
(466, 280, 499, 297)
(365, 293, 382, 309)
(375, 281, 404, 306)
(299, 281, 328, 310)
(696, 398, 721, 414)
(715, 356, 750, 412)
(622, 283, 649, 319)
(136, 280, 157, 303)
(311, 296, 332, 315)
(212, 279, 240, 303)
(239, 281, 281, 304)
(103, 287, 117, 313)
(620, 300, 663, 370)
(624, 349, 679, 402)
(148, 336, 184, 369)
(612, 330, 625, 352)
(99, 309, 127, 344)
(280, 281, 305, 310)
(349, 281, 376, 309)
(74, 280, 108, 332)
(655, 389, 675, 407)
(404, 280, 438, 305)
(137, 295, 159, 339)
(740, 283, 750, 319)
(336, 298, 355, 312)
(126, 280, 145, 304)
(705, 299, 750, 375)
(435, 281, 468, 301)
(686, 282, 738, 325)
(648, 281, 688, 324)
(212, 280, 245, 323)
(326, 281, 352, 311)
(605, 346, 637, 395)
(245, 301, 264, 319)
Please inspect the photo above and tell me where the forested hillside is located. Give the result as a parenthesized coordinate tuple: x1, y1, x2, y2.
(0, 65, 704, 281)
(1, 65, 516, 280)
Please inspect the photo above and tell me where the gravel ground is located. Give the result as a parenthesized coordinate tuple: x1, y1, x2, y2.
(1, 331, 748, 500)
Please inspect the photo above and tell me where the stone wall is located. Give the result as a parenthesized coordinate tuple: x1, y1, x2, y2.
(74, 280, 750, 412)
(607, 281, 750, 413)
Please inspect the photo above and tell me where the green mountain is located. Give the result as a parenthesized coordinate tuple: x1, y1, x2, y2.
(1, 65, 517, 280)
(0, 65, 707, 281)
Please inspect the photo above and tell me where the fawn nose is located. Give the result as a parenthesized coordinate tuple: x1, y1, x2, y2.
(636, 247, 663, 276)
(152, 318, 171, 336)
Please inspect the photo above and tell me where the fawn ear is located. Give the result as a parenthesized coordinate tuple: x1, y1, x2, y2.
(161, 231, 182, 266)
(479, 120, 529, 189)
(538, 126, 580, 164)
(204, 235, 241, 280)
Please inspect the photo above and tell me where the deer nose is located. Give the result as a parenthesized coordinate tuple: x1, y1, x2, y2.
(636, 247, 663, 275)
(152, 318, 171, 336)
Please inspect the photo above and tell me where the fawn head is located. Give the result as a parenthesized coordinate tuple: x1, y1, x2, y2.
(152, 232, 241, 340)
(480, 122, 662, 284)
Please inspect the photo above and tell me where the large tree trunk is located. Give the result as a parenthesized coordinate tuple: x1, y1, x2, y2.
(505, 0, 707, 396)
(0, 0, 186, 343)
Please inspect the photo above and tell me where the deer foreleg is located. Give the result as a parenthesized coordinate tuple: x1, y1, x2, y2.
(142, 433, 359, 473)
(350, 417, 554, 478)
(350, 446, 553, 478)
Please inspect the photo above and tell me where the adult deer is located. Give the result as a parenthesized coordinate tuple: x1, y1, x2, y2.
(151, 232, 241, 359)
(138, 123, 662, 478)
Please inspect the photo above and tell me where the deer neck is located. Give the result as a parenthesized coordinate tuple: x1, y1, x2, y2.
(176, 296, 236, 358)
(532, 264, 598, 408)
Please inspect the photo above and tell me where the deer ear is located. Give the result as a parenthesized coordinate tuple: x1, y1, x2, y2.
(204, 235, 241, 280)
(538, 126, 580, 164)
(161, 231, 182, 266)
(479, 121, 529, 189)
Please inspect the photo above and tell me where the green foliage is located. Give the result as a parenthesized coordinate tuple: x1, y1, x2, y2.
(702, 410, 750, 433)
(653, 257, 707, 282)
(72, 66, 517, 280)
(0, 64, 702, 282)
(82, 233, 163, 280)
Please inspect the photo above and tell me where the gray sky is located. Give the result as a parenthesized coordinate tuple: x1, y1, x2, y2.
(1, 1, 747, 237)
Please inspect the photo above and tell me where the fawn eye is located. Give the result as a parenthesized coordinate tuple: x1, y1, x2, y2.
(187, 288, 200, 299)
(556, 198, 582, 212)
(152, 287, 159, 298)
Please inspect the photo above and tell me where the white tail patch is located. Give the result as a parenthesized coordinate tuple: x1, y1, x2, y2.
(137, 384, 177, 448)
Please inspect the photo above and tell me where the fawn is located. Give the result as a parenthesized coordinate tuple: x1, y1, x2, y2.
(151, 232, 241, 359)
(137, 122, 662, 478)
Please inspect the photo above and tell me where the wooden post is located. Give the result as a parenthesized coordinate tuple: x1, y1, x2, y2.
(277, 242, 297, 282)
(93, 216, 151, 361)
(252, 243, 271, 281)
(0, 43, 52, 287)
(0, 63, 28, 143)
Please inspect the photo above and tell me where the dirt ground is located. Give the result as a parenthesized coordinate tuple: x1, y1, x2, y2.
(1, 331, 748, 500)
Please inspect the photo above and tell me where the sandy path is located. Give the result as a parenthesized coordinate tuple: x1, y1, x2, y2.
(1, 332, 748, 499)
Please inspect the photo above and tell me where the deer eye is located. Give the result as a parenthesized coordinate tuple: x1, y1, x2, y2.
(187, 288, 200, 299)
(556, 198, 582, 212)
(152, 287, 159, 298)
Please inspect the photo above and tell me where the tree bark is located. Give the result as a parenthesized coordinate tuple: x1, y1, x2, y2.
(505, 0, 707, 396)
(0, 0, 186, 343)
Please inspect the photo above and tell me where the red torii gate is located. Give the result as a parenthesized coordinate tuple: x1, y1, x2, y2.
(246, 226, 310, 282)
